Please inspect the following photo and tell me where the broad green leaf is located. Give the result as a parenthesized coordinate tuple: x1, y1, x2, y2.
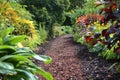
(0, 55, 33, 64)
(13, 47, 33, 56)
(0, 62, 14, 69)
(27, 64, 53, 80)
(9, 35, 26, 44)
(0, 67, 16, 75)
(0, 62, 16, 75)
(33, 55, 52, 64)
(14, 53, 34, 56)
(0, 37, 2, 45)
(0, 45, 15, 50)
(1, 27, 14, 39)
(16, 69, 38, 80)
(15, 47, 32, 53)
(3, 35, 26, 45)
(0, 45, 16, 54)
(37, 68, 53, 80)
(34, 67, 53, 80)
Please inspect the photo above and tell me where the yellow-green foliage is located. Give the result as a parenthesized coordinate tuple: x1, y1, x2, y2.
(0, 2, 41, 48)
(39, 24, 48, 43)
(53, 23, 64, 37)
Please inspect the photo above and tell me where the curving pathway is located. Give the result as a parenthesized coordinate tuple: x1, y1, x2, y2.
(37, 34, 84, 80)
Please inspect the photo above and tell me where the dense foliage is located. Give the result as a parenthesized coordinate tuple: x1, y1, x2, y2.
(0, 27, 53, 80)
(0, 0, 42, 48)
(19, 0, 71, 38)
(19, 0, 91, 38)
(0, 0, 53, 80)
(74, 0, 120, 59)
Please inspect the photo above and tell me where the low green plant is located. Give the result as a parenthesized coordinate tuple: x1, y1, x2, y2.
(52, 23, 63, 37)
(53, 23, 73, 37)
(61, 26, 73, 34)
(0, 27, 53, 80)
(39, 24, 48, 43)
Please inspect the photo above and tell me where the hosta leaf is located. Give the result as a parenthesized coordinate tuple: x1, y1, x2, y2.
(0, 45, 15, 50)
(33, 55, 52, 64)
(0, 67, 16, 75)
(3, 35, 26, 45)
(0, 45, 16, 54)
(36, 67, 53, 80)
(0, 62, 16, 75)
(16, 69, 38, 80)
(9, 35, 26, 44)
(15, 47, 32, 53)
(0, 55, 33, 64)
(0, 62, 14, 69)
(13, 47, 33, 56)
(27, 64, 53, 80)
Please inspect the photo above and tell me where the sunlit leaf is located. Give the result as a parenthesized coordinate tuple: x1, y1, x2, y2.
(33, 55, 52, 64)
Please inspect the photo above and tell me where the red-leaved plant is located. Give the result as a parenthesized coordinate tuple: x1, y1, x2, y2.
(76, 0, 120, 59)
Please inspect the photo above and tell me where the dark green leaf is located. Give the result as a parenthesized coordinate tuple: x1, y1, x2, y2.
(16, 69, 38, 80)
(27, 64, 53, 80)
(0, 62, 16, 75)
(0, 55, 33, 64)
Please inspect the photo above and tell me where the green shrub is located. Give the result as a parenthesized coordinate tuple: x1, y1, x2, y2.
(0, 27, 53, 80)
(53, 23, 73, 37)
(39, 24, 48, 43)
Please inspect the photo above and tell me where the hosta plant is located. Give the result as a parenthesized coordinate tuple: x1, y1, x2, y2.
(0, 27, 53, 80)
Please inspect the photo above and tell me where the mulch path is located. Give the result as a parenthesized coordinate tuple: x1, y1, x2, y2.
(35, 34, 120, 80)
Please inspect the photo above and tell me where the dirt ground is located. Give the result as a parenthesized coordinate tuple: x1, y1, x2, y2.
(35, 34, 120, 80)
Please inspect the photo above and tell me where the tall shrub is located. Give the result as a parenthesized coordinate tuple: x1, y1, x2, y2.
(0, 0, 41, 48)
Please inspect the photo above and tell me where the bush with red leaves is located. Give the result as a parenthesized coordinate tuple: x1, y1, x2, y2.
(76, 13, 103, 26)
(76, 0, 120, 59)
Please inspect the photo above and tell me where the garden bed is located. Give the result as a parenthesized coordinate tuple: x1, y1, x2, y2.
(76, 43, 120, 80)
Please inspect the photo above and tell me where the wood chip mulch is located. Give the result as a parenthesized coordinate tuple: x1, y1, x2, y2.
(35, 34, 120, 80)
(35, 34, 84, 80)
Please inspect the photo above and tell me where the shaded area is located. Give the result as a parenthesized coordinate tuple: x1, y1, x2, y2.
(76, 44, 120, 80)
